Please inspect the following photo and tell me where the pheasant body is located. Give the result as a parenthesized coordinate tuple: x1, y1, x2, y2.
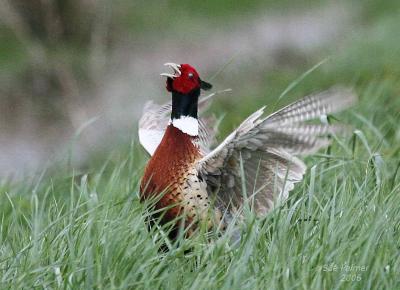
(139, 62, 356, 240)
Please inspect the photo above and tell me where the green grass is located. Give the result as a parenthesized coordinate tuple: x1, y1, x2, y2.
(1, 76, 400, 289)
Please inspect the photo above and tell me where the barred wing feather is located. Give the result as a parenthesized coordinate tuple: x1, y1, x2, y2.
(197, 87, 357, 216)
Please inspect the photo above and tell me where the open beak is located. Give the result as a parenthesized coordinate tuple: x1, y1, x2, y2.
(160, 62, 181, 78)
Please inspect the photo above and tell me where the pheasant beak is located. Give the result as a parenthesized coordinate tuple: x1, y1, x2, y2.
(160, 62, 181, 78)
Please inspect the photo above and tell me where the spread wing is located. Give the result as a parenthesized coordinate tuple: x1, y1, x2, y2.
(196, 87, 357, 216)
(138, 89, 231, 155)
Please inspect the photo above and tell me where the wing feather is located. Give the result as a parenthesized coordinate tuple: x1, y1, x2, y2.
(197, 87, 357, 216)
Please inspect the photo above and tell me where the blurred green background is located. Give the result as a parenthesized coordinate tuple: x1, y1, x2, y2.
(0, 0, 399, 176)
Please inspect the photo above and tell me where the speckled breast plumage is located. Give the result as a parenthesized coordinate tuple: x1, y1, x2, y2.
(140, 125, 221, 237)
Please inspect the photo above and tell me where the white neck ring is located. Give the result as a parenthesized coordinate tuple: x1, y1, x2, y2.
(170, 116, 198, 136)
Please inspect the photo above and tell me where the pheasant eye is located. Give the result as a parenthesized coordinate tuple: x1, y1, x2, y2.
(188, 73, 194, 78)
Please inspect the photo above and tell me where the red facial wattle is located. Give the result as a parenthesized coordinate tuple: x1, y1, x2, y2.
(162, 63, 212, 93)
(169, 64, 201, 94)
